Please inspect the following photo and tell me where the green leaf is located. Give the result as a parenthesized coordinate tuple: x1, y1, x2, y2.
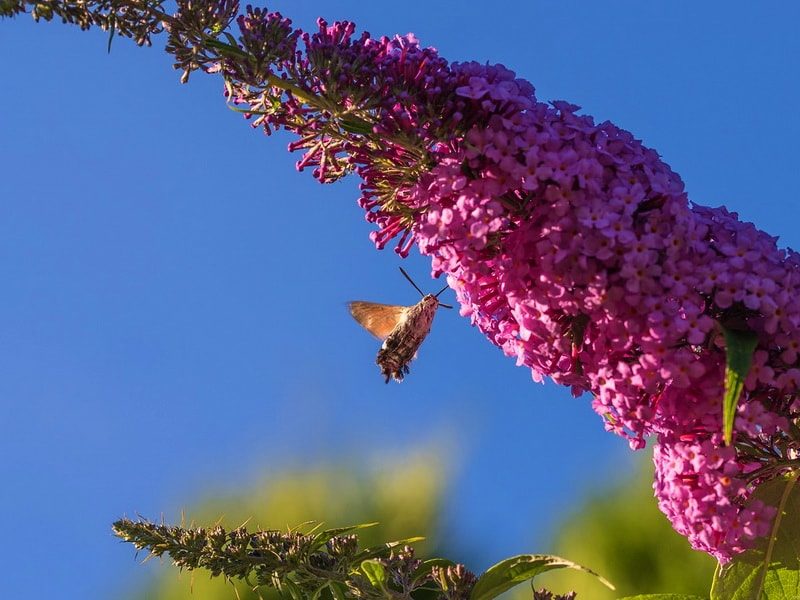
(106, 20, 115, 54)
(340, 116, 374, 135)
(281, 578, 305, 600)
(328, 582, 347, 600)
(617, 596, 707, 600)
(353, 537, 425, 562)
(205, 37, 249, 58)
(412, 557, 457, 583)
(469, 554, 614, 600)
(310, 582, 330, 600)
(311, 522, 378, 550)
(226, 104, 271, 115)
(711, 471, 800, 600)
(361, 559, 388, 589)
(721, 326, 758, 445)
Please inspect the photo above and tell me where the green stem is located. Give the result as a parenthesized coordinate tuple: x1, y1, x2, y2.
(755, 470, 800, 594)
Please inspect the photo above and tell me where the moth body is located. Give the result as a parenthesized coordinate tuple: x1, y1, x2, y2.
(349, 293, 445, 383)
(348, 268, 450, 383)
(376, 295, 440, 382)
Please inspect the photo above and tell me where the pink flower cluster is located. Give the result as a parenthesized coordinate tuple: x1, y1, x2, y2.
(235, 12, 799, 563)
(403, 67, 799, 561)
(400, 68, 800, 560)
(400, 70, 800, 562)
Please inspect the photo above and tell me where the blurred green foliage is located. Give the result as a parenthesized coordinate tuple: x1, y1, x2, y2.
(122, 452, 447, 600)
(532, 451, 716, 599)
(120, 447, 720, 600)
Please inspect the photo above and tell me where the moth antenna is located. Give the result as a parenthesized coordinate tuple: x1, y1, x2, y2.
(434, 284, 449, 298)
(399, 266, 425, 297)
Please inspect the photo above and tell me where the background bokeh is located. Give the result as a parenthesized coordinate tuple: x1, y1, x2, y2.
(1, 2, 798, 598)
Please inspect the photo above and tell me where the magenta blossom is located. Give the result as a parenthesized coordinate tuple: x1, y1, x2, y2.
(225, 11, 798, 562)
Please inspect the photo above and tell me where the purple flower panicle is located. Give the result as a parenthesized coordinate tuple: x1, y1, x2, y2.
(225, 10, 798, 563)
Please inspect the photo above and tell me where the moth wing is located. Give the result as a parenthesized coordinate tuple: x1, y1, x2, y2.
(348, 301, 407, 340)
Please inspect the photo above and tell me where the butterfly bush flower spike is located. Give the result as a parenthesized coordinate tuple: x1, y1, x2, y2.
(28, 0, 797, 565)
(215, 11, 800, 564)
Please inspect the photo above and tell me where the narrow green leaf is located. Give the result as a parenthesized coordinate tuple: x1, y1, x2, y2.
(617, 595, 707, 600)
(469, 554, 614, 600)
(328, 582, 347, 600)
(205, 38, 249, 58)
(395, 536, 425, 545)
(226, 105, 271, 115)
(412, 557, 457, 583)
(353, 537, 425, 562)
(721, 326, 758, 445)
(106, 21, 115, 54)
(281, 578, 305, 600)
(311, 522, 378, 550)
(340, 116, 374, 135)
(711, 471, 800, 600)
(361, 559, 388, 589)
(310, 582, 330, 600)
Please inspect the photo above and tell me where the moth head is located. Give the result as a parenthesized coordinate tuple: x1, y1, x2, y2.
(421, 293, 451, 310)
(432, 286, 453, 309)
(399, 266, 452, 309)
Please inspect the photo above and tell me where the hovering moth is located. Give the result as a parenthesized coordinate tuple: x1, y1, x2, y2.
(349, 267, 451, 383)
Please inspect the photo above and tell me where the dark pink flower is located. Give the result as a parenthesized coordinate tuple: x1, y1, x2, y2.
(232, 11, 798, 562)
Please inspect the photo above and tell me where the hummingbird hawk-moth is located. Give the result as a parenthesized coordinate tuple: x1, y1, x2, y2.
(349, 267, 452, 383)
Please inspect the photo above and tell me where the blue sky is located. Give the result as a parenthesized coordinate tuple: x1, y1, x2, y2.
(2, 1, 799, 597)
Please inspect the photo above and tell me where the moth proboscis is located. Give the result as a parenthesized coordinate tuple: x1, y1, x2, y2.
(348, 267, 452, 383)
